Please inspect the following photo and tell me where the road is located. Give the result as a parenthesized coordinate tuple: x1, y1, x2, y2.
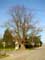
(0, 45, 45, 60)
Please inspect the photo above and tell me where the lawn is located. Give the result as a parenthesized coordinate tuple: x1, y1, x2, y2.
(0, 54, 9, 59)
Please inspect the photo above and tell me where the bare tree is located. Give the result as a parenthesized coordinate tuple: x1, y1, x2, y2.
(8, 5, 42, 48)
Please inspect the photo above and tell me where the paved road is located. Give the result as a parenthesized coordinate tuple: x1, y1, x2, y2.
(0, 45, 45, 60)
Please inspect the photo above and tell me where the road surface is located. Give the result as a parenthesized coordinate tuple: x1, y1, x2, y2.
(0, 45, 45, 60)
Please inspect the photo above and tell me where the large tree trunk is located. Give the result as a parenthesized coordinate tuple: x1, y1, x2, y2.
(20, 43, 25, 50)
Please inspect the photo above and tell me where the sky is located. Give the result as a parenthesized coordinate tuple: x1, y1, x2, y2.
(0, 0, 45, 43)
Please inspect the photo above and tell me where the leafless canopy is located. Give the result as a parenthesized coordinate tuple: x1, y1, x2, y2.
(9, 5, 42, 44)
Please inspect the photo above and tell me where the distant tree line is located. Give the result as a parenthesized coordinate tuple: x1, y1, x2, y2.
(0, 28, 42, 49)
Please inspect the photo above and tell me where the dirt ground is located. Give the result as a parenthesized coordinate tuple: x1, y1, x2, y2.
(0, 45, 45, 60)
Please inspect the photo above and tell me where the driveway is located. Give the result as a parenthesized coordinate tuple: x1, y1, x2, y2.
(0, 45, 45, 60)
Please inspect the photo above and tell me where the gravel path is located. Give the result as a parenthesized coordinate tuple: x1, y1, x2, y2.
(0, 45, 45, 60)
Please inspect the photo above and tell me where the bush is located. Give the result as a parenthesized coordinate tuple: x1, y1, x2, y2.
(24, 36, 42, 49)
(0, 41, 3, 49)
(5, 41, 15, 49)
